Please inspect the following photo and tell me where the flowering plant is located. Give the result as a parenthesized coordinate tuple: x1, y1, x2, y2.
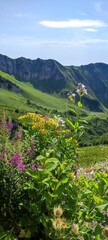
(0, 84, 108, 239)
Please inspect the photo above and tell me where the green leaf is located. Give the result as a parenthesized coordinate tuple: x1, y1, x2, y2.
(69, 108, 77, 115)
(74, 121, 79, 129)
(78, 101, 82, 108)
(55, 181, 67, 197)
(93, 195, 102, 204)
(36, 155, 45, 164)
(45, 158, 59, 172)
(66, 119, 75, 129)
(97, 203, 108, 211)
(25, 230, 31, 238)
(26, 169, 40, 179)
(95, 224, 102, 237)
(19, 229, 25, 238)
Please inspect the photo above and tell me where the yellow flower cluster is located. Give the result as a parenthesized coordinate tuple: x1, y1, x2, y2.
(18, 113, 58, 135)
(18, 113, 42, 121)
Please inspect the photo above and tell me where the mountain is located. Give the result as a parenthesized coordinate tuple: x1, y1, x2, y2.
(0, 54, 68, 93)
(0, 70, 83, 117)
(0, 53, 108, 112)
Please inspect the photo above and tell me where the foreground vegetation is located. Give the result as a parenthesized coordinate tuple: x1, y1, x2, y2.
(0, 84, 108, 239)
(0, 110, 108, 240)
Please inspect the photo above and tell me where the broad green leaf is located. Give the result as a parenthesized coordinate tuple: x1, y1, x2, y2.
(45, 158, 59, 172)
(97, 203, 108, 211)
(61, 177, 69, 184)
(36, 155, 45, 164)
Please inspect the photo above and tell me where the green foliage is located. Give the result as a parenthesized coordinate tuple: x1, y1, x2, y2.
(0, 111, 108, 239)
(80, 117, 108, 146)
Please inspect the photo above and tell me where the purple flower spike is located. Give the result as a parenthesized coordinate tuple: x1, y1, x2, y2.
(17, 162, 26, 171)
(11, 154, 20, 165)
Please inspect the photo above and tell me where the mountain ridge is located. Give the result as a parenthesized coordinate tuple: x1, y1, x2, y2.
(0, 53, 108, 111)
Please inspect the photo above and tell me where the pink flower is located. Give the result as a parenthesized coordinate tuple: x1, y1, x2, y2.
(11, 154, 20, 165)
(17, 162, 26, 171)
(30, 165, 37, 170)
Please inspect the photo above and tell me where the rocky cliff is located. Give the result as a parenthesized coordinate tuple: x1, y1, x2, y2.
(0, 54, 108, 109)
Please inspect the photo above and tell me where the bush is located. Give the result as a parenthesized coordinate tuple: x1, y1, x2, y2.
(0, 112, 108, 239)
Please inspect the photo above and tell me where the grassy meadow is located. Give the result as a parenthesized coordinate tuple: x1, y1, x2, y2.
(78, 144, 108, 167)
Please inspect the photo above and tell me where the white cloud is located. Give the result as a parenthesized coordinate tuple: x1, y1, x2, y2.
(39, 19, 107, 28)
(83, 28, 98, 32)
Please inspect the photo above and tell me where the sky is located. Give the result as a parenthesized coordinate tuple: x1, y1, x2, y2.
(0, 0, 108, 66)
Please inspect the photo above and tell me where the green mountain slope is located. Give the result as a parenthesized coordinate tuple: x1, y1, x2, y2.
(0, 54, 108, 112)
(0, 70, 83, 116)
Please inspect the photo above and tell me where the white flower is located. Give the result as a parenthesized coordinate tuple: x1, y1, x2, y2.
(67, 92, 76, 98)
(76, 83, 87, 95)
(57, 117, 65, 127)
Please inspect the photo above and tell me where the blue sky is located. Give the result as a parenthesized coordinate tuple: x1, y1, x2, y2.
(0, 0, 108, 65)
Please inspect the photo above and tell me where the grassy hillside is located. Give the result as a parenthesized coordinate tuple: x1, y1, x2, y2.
(78, 144, 108, 167)
(0, 70, 85, 117)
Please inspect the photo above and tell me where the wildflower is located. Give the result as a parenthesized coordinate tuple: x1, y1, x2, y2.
(54, 205, 63, 217)
(15, 129, 23, 140)
(61, 218, 67, 228)
(11, 154, 20, 165)
(17, 162, 26, 171)
(71, 93, 76, 98)
(38, 129, 48, 134)
(5, 122, 13, 134)
(67, 92, 76, 97)
(54, 116, 65, 127)
(76, 83, 87, 95)
(52, 217, 67, 230)
(30, 165, 37, 170)
(71, 223, 79, 235)
(26, 149, 33, 155)
(67, 92, 76, 102)
(57, 117, 65, 127)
